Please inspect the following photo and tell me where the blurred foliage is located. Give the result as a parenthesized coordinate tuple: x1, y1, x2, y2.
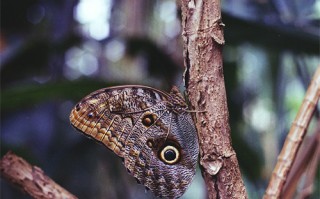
(1, 80, 111, 112)
(1, 0, 319, 199)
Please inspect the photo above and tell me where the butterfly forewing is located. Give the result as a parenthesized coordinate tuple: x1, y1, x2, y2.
(70, 85, 199, 199)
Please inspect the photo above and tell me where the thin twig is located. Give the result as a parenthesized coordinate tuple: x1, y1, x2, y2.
(282, 120, 320, 199)
(264, 66, 320, 198)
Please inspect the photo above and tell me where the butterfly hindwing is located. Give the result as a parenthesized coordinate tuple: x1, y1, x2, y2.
(70, 85, 199, 198)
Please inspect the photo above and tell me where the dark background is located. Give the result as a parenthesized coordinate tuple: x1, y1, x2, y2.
(1, 0, 319, 198)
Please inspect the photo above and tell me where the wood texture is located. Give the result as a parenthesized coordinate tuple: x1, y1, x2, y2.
(264, 67, 320, 198)
(180, 0, 247, 198)
(0, 151, 77, 199)
(282, 122, 320, 199)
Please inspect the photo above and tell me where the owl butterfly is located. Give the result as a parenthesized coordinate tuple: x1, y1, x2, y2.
(69, 85, 199, 198)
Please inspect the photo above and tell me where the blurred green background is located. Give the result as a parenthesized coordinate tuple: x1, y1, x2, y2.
(1, 0, 319, 198)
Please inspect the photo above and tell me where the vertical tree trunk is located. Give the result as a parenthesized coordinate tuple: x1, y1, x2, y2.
(180, 1, 247, 198)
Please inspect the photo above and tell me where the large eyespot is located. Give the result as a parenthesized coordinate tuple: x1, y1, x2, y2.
(141, 112, 157, 127)
(159, 145, 180, 165)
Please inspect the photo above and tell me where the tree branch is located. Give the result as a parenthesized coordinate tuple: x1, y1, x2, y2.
(180, 0, 247, 198)
(264, 67, 320, 198)
(0, 151, 77, 199)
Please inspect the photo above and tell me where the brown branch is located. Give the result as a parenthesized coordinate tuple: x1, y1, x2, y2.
(264, 67, 320, 198)
(0, 151, 77, 199)
(180, 0, 247, 198)
(282, 120, 320, 199)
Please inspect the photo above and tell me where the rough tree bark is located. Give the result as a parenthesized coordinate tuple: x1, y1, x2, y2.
(180, 1, 247, 198)
(0, 151, 77, 199)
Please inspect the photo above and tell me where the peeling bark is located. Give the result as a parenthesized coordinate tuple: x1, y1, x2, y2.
(180, 1, 247, 198)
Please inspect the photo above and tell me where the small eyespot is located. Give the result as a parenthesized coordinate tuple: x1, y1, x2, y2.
(142, 112, 157, 127)
(146, 139, 154, 148)
(87, 112, 94, 118)
(159, 145, 180, 165)
(75, 103, 81, 111)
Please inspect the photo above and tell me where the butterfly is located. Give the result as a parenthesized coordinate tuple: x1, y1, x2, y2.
(70, 85, 199, 198)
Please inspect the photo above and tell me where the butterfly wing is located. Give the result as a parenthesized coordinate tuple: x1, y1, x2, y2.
(70, 85, 199, 198)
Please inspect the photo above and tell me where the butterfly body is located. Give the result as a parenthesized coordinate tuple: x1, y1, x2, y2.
(70, 85, 199, 198)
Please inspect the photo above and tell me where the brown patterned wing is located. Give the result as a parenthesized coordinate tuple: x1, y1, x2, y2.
(69, 85, 199, 199)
